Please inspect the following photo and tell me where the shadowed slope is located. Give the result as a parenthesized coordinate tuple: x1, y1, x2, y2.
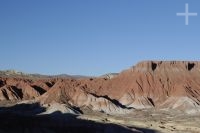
(0, 103, 158, 133)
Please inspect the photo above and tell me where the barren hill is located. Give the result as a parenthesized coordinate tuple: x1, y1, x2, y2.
(1, 61, 200, 114)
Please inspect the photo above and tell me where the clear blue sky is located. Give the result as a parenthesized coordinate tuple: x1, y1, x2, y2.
(0, 0, 200, 76)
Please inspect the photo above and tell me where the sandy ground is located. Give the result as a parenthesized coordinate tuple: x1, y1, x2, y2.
(0, 102, 200, 133)
(79, 108, 200, 133)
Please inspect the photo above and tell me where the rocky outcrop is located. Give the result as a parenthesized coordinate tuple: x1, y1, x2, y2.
(76, 61, 200, 113)
(0, 77, 54, 101)
(108, 61, 200, 112)
(1, 61, 200, 114)
(38, 79, 132, 114)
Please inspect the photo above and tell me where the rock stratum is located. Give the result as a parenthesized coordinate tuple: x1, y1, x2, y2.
(1, 61, 200, 114)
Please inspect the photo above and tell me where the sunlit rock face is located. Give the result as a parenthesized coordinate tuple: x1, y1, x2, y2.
(1, 61, 200, 114)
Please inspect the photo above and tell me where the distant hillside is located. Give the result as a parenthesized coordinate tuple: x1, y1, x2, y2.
(0, 70, 90, 79)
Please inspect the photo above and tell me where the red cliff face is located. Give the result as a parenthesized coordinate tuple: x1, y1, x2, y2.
(114, 61, 200, 111)
(1, 61, 200, 113)
(76, 61, 200, 112)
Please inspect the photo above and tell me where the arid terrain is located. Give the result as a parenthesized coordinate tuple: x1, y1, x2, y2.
(0, 61, 200, 133)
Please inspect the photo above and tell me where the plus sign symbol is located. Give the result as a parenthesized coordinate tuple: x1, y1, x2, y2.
(176, 3, 198, 25)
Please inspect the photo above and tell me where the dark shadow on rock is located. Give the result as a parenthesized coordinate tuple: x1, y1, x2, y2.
(151, 62, 157, 71)
(90, 93, 133, 109)
(71, 105, 83, 114)
(31, 85, 47, 95)
(187, 62, 195, 71)
(147, 97, 155, 107)
(0, 103, 158, 133)
(10, 86, 23, 99)
(45, 81, 55, 88)
(2, 89, 9, 100)
(0, 79, 5, 88)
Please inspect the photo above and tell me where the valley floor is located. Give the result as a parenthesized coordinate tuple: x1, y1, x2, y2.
(0, 102, 200, 133)
(80, 108, 200, 133)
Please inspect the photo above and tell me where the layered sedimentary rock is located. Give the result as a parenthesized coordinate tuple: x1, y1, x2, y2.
(1, 61, 200, 114)
(114, 61, 200, 113)
(38, 79, 132, 114)
(0, 77, 53, 101)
